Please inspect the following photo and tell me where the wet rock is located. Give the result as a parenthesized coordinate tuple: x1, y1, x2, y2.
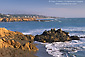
(70, 36, 80, 40)
(35, 28, 79, 43)
(79, 36, 85, 38)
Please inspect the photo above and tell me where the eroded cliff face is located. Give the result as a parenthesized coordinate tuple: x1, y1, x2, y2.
(0, 28, 38, 51)
(0, 18, 36, 22)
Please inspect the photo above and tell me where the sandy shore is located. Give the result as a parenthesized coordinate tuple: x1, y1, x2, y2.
(0, 47, 38, 57)
(35, 42, 53, 57)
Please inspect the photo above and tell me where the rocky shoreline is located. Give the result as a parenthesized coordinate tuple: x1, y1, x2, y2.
(0, 28, 38, 57)
(0, 18, 37, 22)
(0, 17, 51, 22)
(0, 28, 80, 57)
(34, 28, 80, 43)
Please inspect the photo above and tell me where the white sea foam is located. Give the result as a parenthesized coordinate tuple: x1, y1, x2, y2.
(23, 27, 85, 57)
(69, 33, 85, 37)
(22, 29, 50, 35)
(62, 27, 85, 37)
(22, 28, 51, 35)
(22, 27, 85, 37)
(62, 27, 85, 32)
(45, 38, 85, 57)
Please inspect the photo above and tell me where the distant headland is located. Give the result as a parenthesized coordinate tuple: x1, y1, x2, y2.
(0, 13, 63, 22)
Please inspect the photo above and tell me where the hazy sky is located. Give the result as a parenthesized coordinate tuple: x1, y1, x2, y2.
(0, 0, 85, 18)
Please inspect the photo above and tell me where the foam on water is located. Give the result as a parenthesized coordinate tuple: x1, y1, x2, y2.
(45, 38, 85, 57)
(22, 27, 85, 57)
(22, 29, 49, 35)
(62, 27, 85, 32)
(22, 28, 51, 35)
(22, 27, 85, 37)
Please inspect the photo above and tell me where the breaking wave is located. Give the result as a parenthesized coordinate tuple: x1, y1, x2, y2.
(45, 38, 85, 57)
(22, 27, 85, 37)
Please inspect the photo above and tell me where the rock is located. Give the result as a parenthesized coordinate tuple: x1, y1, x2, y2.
(70, 36, 80, 40)
(11, 40, 15, 45)
(7, 40, 11, 45)
(14, 41, 21, 49)
(0, 28, 35, 41)
(25, 35, 35, 41)
(79, 36, 85, 38)
(23, 42, 30, 49)
(23, 42, 38, 51)
(0, 17, 37, 22)
(2, 38, 6, 42)
(0, 28, 38, 51)
(35, 28, 79, 43)
(43, 40, 46, 43)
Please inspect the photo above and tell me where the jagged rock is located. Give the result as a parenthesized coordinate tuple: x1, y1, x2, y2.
(0, 39, 14, 48)
(11, 40, 15, 45)
(0, 28, 35, 41)
(35, 28, 79, 43)
(29, 43, 39, 51)
(14, 41, 21, 49)
(0, 28, 38, 51)
(23, 42, 30, 50)
(23, 42, 38, 51)
(25, 35, 35, 43)
(25, 35, 35, 40)
(7, 40, 11, 45)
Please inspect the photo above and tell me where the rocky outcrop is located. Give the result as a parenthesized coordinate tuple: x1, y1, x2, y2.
(0, 28, 38, 51)
(35, 28, 80, 43)
(0, 18, 36, 22)
(0, 28, 34, 41)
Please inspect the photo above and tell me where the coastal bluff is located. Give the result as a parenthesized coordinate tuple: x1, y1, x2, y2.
(35, 28, 80, 43)
(0, 18, 36, 22)
(0, 28, 38, 57)
(0, 17, 52, 22)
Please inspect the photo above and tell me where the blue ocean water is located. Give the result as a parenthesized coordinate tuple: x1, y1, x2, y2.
(0, 18, 85, 36)
(0, 18, 85, 57)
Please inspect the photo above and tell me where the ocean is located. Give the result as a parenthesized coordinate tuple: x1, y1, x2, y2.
(0, 18, 85, 57)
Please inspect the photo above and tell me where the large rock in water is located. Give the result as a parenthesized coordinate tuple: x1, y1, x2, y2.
(0, 28, 38, 51)
(35, 28, 80, 43)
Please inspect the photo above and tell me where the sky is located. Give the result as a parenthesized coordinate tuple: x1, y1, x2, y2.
(0, 0, 85, 18)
